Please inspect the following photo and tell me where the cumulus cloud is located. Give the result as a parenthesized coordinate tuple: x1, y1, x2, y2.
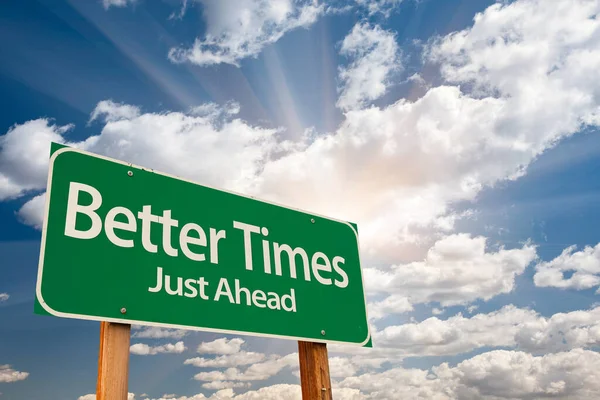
(168, 0, 323, 66)
(193, 353, 298, 382)
(337, 23, 400, 111)
(130, 341, 186, 355)
(197, 338, 245, 355)
(365, 234, 537, 308)
(367, 294, 413, 321)
(78, 394, 135, 400)
(146, 385, 363, 400)
(89, 100, 140, 124)
(131, 326, 188, 340)
(8, 103, 283, 229)
(0, 365, 28, 383)
(185, 352, 265, 368)
(201, 381, 250, 391)
(0, 119, 71, 200)
(337, 348, 600, 399)
(0, 293, 9, 302)
(374, 305, 537, 356)
(101, 0, 136, 10)
(16, 192, 46, 229)
(534, 243, 600, 290)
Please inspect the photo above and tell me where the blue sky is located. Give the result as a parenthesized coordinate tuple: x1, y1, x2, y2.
(2, 0, 600, 399)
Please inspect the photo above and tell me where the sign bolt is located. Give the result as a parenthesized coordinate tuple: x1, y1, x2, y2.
(321, 330, 326, 336)
(120, 307, 127, 314)
(127, 171, 133, 177)
(311, 218, 315, 223)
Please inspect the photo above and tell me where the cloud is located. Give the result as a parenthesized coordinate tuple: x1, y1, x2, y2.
(201, 381, 250, 390)
(193, 353, 298, 382)
(365, 234, 537, 308)
(337, 348, 600, 399)
(0, 119, 71, 200)
(367, 294, 413, 321)
(101, 0, 136, 10)
(131, 326, 188, 340)
(8, 102, 284, 229)
(0, 293, 9, 302)
(337, 23, 400, 111)
(168, 0, 323, 66)
(16, 193, 46, 229)
(197, 338, 246, 355)
(335, 305, 600, 362)
(354, 0, 403, 17)
(130, 341, 186, 355)
(0, 365, 28, 383)
(185, 352, 266, 368)
(534, 243, 600, 290)
(147, 385, 363, 400)
(89, 100, 141, 124)
(78, 394, 135, 400)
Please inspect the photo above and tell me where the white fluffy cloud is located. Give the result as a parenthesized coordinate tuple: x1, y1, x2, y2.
(89, 100, 140, 123)
(337, 23, 399, 111)
(365, 234, 537, 309)
(0, 365, 28, 383)
(185, 351, 266, 368)
(130, 341, 186, 355)
(131, 326, 188, 340)
(202, 381, 250, 391)
(147, 385, 363, 400)
(534, 243, 600, 290)
(197, 338, 245, 355)
(374, 305, 536, 356)
(375, 305, 600, 356)
(337, 348, 600, 399)
(193, 353, 297, 382)
(101, 0, 136, 10)
(16, 192, 46, 229)
(78, 394, 135, 400)
(0, 293, 9, 302)
(168, 0, 322, 66)
(0, 119, 71, 200)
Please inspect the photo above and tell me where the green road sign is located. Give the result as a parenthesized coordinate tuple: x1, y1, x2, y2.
(35, 144, 371, 346)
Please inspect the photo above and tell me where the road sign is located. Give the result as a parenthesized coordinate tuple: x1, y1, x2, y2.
(35, 144, 371, 346)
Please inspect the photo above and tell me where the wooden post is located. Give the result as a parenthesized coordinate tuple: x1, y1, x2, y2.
(96, 321, 131, 400)
(298, 341, 332, 400)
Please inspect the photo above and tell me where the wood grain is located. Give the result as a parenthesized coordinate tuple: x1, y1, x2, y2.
(298, 341, 332, 400)
(96, 321, 131, 400)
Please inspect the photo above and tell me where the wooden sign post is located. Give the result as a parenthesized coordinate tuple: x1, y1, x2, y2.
(96, 322, 131, 400)
(298, 341, 332, 400)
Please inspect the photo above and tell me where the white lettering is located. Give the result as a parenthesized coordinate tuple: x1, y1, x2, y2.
(233, 221, 260, 271)
(137, 205, 159, 253)
(159, 210, 179, 257)
(64, 182, 103, 240)
(311, 252, 332, 285)
(333, 256, 348, 288)
(184, 278, 198, 298)
(209, 228, 226, 264)
(214, 278, 234, 303)
(282, 289, 296, 312)
(148, 267, 163, 293)
(273, 243, 310, 281)
(180, 223, 207, 262)
(105, 206, 136, 248)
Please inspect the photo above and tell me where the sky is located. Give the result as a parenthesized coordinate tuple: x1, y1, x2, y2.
(1, 0, 600, 399)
